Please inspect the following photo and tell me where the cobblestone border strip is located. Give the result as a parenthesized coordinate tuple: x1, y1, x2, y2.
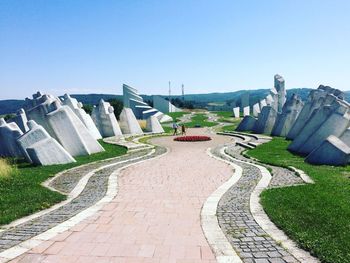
(0, 149, 155, 234)
(0, 147, 169, 263)
(202, 147, 243, 263)
(289, 166, 315, 184)
(222, 148, 319, 263)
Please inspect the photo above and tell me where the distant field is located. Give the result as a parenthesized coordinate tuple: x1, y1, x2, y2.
(184, 113, 218, 128)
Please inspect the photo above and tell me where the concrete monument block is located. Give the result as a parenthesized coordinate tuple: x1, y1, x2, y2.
(236, 115, 257, 132)
(17, 120, 75, 165)
(91, 99, 122, 138)
(146, 115, 165, 133)
(288, 103, 337, 153)
(271, 94, 304, 137)
(8, 109, 29, 133)
(274, 74, 286, 112)
(119, 108, 143, 135)
(233, 107, 240, 118)
(46, 102, 104, 156)
(252, 106, 277, 134)
(243, 106, 250, 116)
(298, 102, 350, 155)
(252, 103, 261, 117)
(153, 95, 181, 114)
(260, 99, 267, 109)
(305, 135, 350, 166)
(0, 118, 23, 157)
(62, 94, 102, 140)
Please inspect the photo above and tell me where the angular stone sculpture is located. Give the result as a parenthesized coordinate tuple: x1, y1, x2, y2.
(253, 106, 277, 134)
(297, 101, 350, 155)
(8, 108, 29, 133)
(252, 103, 261, 117)
(146, 115, 165, 133)
(0, 118, 23, 157)
(17, 120, 75, 165)
(288, 103, 338, 153)
(305, 135, 350, 166)
(233, 107, 240, 118)
(243, 106, 250, 116)
(119, 108, 143, 135)
(271, 94, 304, 137)
(260, 99, 267, 109)
(91, 99, 122, 138)
(24, 92, 104, 157)
(62, 94, 102, 140)
(274, 74, 287, 113)
(236, 115, 257, 132)
(153, 95, 181, 114)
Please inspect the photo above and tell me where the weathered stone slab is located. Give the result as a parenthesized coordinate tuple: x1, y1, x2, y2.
(298, 101, 350, 155)
(0, 118, 23, 157)
(252, 103, 261, 117)
(233, 107, 240, 118)
(243, 106, 250, 116)
(62, 94, 102, 139)
(271, 94, 304, 137)
(236, 115, 257, 132)
(146, 115, 164, 133)
(119, 108, 143, 135)
(305, 135, 350, 166)
(8, 109, 29, 133)
(253, 106, 277, 134)
(288, 103, 337, 153)
(18, 120, 75, 165)
(274, 74, 286, 112)
(91, 99, 122, 138)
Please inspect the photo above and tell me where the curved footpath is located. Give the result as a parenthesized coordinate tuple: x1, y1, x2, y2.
(8, 129, 234, 263)
(2, 128, 318, 263)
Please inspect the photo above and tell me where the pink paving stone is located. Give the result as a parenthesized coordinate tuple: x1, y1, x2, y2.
(11, 128, 233, 262)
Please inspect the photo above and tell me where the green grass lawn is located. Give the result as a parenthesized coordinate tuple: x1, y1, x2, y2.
(0, 141, 127, 226)
(183, 113, 218, 128)
(246, 137, 350, 263)
(212, 111, 233, 118)
(165, 112, 191, 122)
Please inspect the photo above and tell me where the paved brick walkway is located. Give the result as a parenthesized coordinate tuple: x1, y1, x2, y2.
(11, 129, 233, 263)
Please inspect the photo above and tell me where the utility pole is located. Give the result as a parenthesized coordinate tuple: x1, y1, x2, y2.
(182, 84, 185, 101)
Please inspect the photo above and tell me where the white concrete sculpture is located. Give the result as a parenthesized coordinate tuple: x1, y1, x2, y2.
(274, 74, 287, 113)
(91, 99, 122, 138)
(271, 94, 304, 137)
(252, 103, 261, 117)
(61, 94, 102, 140)
(123, 84, 172, 122)
(8, 109, 29, 133)
(119, 108, 143, 135)
(253, 106, 277, 134)
(17, 120, 75, 165)
(0, 118, 23, 157)
(297, 101, 350, 155)
(236, 116, 257, 132)
(24, 92, 104, 157)
(233, 107, 240, 118)
(260, 99, 267, 109)
(305, 135, 350, 166)
(146, 115, 165, 133)
(243, 106, 250, 116)
(153, 95, 181, 114)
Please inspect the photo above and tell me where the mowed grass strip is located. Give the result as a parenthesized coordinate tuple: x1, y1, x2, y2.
(184, 113, 218, 128)
(166, 111, 191, 122)
(246, 137, 350, 263)
(0, 141, 127, 226)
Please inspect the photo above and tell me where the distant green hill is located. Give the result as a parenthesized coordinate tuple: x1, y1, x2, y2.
(1, 88, 349, 115)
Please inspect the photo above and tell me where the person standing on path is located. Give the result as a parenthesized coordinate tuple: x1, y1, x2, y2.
(172, 121, 178, 135)
(181, 124, 186, 135)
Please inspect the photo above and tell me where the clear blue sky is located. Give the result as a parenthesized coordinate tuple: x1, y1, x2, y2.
(1, 0, 349, 99)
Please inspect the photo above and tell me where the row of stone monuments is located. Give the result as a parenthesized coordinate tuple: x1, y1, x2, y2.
(0, 91, 165, 166)
(236, 75, 350, 166)
(233, 75, 287, 118)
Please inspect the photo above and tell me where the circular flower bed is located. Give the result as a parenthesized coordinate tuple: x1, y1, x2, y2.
(174, 135, 211, 142)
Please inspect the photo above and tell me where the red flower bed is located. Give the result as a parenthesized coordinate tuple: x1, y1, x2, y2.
(174, 135, 211, 142)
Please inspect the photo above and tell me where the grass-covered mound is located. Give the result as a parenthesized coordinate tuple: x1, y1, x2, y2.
(0, 141, 127, 226)
(246, 137, 350, 263)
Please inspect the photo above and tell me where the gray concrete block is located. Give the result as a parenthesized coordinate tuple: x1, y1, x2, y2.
(119, 108, 143, 135)
(0, 118, 23, 157)
(236, 116, 257, 132)
(233, 107, 240, 118)
(8, 109, 29, 133)
(253, 106, 277, 134)
(146, 115, 164, 133)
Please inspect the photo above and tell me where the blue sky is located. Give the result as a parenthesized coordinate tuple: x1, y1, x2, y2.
(1, 0, 350, 99)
